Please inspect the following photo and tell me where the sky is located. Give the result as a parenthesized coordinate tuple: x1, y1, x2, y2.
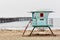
(0, 0, 60, 18)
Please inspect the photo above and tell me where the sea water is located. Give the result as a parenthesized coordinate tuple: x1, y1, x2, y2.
(0, 18, 59, 30)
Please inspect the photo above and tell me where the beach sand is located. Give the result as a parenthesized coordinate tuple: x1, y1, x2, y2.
(0, 30, 60, 40)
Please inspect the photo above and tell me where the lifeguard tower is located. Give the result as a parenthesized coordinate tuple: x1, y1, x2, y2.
(23, 11, 54, 36)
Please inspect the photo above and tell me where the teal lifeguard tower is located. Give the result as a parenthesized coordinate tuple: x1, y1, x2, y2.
(23, 11, 54, 36)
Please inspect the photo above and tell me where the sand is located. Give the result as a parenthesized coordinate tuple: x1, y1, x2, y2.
(0, 30, 60, 40)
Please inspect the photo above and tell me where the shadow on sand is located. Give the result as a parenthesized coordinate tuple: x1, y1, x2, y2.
(22, 34, 57, 37)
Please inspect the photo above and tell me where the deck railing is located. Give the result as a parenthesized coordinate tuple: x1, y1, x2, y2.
(48, 18, 53, 26)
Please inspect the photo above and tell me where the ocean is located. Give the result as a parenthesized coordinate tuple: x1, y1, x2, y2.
(0, 18, 60, 30)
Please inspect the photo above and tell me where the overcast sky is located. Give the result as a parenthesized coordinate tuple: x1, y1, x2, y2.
(0, 0, 60, 18)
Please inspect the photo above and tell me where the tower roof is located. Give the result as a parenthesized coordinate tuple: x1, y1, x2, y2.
(29, 11, 53, 13)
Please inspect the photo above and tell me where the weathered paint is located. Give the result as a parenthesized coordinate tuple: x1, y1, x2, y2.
(31, 11, 53, 27)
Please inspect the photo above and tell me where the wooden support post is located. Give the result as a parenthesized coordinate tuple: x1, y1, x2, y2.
(48, 27, 54, 35)
(22, 19, 32, 36)
(29, 27, 35, 36)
